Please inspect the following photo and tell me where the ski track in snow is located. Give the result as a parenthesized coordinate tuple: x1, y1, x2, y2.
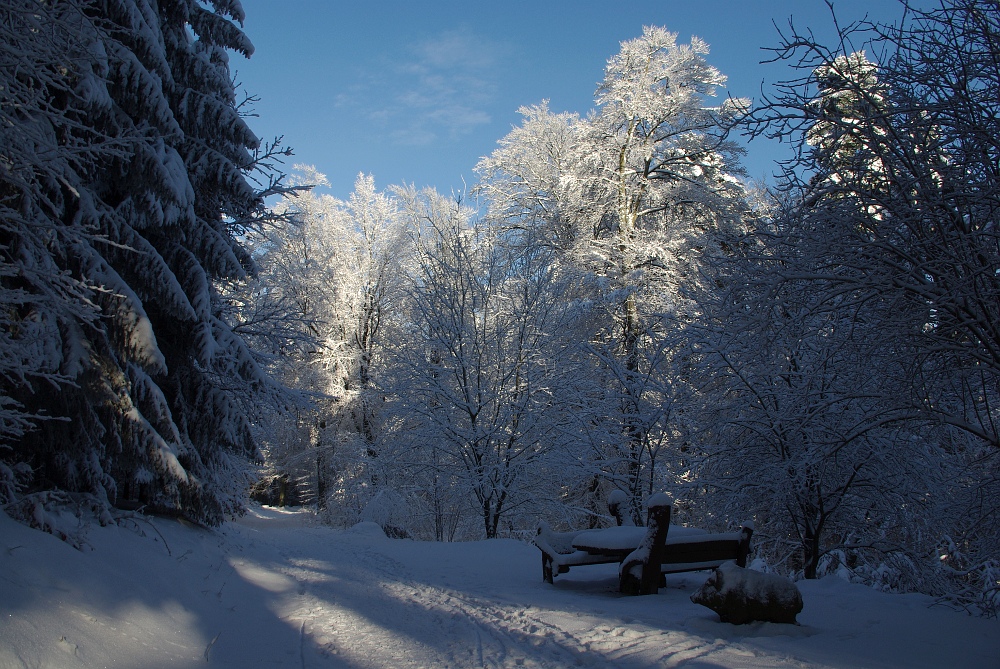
(2, 506, 998, 669)
(223, 515, 803, 669)
(214, 511, 965, 669)
(250, 526, 595, 668)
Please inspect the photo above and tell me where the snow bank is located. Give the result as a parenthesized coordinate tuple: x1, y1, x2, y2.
(346, 520, 388, 538)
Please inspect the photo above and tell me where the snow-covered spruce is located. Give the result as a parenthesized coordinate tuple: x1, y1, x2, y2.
(0, 0, 279, 523)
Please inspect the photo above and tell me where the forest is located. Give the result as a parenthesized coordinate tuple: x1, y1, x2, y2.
(0, 0, 997, 616)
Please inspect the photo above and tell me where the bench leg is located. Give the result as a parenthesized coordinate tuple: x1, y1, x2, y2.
(619, 563, 641, 595)
(736, 525, 753, 568)
(639, 504, 671, 595)
(543, 554, 554, 584)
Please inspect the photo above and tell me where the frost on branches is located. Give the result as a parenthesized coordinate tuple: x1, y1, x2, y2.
(477, 26, 749, 523)
(695, 0, 1000, 613)
(238, 168, 414, 522)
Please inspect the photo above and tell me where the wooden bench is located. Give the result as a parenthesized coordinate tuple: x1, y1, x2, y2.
(534, 491, 657, 583)
(619, 494, 753, 595)
(533, 493, 752, 595)
(533, 491, 644, 583)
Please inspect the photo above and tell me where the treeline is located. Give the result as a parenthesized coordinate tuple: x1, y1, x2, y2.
(1, 1, 997, 613)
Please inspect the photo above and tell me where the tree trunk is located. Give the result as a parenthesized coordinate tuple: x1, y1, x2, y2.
(316, 450, 327, 511)
(803, 525, 821, 579)
(622, 292, 645, 525)
(484, 498, 496, 539)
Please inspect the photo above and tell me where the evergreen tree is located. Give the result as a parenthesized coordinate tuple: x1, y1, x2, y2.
(1, 0, 278, 524)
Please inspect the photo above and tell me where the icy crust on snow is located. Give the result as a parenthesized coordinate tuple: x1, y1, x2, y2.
(2, 506, 999, 669)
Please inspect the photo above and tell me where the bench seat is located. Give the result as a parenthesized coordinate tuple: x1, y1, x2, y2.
(534, 522, 629, 583)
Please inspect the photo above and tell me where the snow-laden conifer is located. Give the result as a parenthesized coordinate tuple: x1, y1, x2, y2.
(0, 0, 280, 524)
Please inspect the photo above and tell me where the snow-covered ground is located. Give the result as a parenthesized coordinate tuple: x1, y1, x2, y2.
(1, 505, 997, 669)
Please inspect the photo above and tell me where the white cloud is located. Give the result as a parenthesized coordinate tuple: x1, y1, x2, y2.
(412, 29, 499, 70)
(339, 27, 508, 147)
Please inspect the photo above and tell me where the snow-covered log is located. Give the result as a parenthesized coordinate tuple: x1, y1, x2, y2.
(691, 561, 803, 624)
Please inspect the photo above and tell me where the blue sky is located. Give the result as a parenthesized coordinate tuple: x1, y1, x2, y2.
(235, 1, 912, 199)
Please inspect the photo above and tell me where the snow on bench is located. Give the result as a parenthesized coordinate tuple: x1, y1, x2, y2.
(534, 522, 707, 583)
(534, 522, 619, 583)
(571, 525, 707, 554)
(533, 493, 752, 594)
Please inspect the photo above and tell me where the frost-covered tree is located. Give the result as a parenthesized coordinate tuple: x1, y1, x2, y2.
(477, 26, 748, 521)
(229, 166, 340, 507)
(1, 0, 281, 524)
(242, 168, 412, 515)
(325, 173, 410, 448)
(688, 208, 937, 580)
(750, 2, 1000, 450)
(805, 51, 889, 189)
(715, 0, 1000, 609)
(0, 2, 105, 459)
(476, 102, 584, 252)
(383, 186, 582, 539)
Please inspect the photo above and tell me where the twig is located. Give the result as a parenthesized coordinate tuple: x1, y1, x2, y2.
(204, 631, 221, 660)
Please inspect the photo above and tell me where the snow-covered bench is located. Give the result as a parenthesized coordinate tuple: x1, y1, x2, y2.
(534, 522, 621, 583)
(534, 491, 663, 583)
(619, 494, 754, 595)
(534, 493, 752, 595)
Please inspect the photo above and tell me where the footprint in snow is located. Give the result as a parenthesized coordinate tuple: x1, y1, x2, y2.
(58, 636, 80, 657)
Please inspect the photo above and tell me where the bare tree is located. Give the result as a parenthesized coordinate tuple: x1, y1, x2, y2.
(704, 0, 1000, 609)
(748, 0, 1000, 448)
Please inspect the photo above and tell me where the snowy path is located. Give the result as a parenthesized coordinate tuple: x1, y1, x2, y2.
(229, 514, 798, 668)
(1, 506, 998, 668)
